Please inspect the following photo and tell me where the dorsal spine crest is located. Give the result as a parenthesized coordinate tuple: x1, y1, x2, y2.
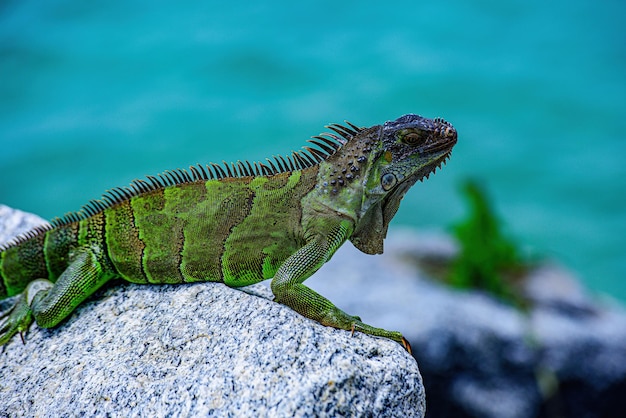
(0, 122, 364, 252)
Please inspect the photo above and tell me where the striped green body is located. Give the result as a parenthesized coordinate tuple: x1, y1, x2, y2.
(1, 170, 315, 295)
(109, 170, 313, 286)
(0, 114, 457, 352)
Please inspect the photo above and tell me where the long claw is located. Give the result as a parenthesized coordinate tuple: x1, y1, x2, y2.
(401, 337, 413, 355)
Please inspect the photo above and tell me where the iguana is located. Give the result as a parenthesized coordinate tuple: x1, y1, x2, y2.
(0, 114, 457, 353)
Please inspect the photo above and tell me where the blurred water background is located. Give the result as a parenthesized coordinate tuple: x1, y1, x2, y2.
(1, 1, 624, 301)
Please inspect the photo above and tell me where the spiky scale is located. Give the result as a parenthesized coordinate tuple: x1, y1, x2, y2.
(344, 120, 362, 132)
(309, 136, 339, 154)
(327, 123, 356, 139)
(265, 158, 279, 174)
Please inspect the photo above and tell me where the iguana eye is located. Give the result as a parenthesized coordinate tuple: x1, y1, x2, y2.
(402, 132, 423, 146)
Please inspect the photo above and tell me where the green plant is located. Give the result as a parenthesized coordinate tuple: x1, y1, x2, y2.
(448, 180, 529, 306)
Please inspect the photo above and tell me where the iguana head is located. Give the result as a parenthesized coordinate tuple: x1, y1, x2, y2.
(350, 114, 457, 254)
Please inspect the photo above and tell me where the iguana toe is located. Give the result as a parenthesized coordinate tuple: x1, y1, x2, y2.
(0, 296, 33, 346)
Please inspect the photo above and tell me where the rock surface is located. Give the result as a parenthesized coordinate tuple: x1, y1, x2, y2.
(0, 205, 424, 417)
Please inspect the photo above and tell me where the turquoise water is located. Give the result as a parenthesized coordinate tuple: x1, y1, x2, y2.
(1, 1, 625, 301)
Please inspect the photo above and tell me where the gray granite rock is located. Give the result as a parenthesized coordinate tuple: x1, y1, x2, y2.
(0, 206, 424, 417)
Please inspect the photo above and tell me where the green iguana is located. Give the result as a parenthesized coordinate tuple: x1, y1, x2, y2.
(0, 114, 457, 352)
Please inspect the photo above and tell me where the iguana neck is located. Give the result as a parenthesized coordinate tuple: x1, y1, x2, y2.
(301, 125, 384, 227)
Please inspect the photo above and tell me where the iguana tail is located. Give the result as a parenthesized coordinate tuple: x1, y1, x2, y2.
(0, 223, 74, 299)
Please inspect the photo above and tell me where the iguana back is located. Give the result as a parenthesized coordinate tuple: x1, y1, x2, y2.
(1, 145, 322, 296)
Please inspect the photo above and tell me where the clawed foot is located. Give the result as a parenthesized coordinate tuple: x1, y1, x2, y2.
(349, 318, 412, 355)
(0, 295, 34, 346)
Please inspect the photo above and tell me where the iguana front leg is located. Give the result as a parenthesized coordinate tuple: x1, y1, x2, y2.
(0, 249, 111, 344)
(271, 221, 412, 354)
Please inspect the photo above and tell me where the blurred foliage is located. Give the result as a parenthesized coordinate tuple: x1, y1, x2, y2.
(447, 180, 532, 307)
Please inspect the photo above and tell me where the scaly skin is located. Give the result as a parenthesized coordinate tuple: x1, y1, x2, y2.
(0, 114, 457, 352)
